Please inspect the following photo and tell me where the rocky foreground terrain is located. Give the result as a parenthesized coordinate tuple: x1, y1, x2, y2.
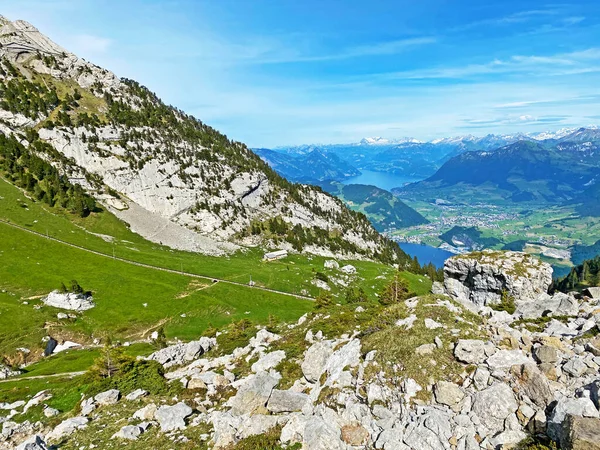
(2, 250, 600, 449)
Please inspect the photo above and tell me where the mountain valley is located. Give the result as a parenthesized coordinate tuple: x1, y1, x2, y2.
(1, 8, 600, 450)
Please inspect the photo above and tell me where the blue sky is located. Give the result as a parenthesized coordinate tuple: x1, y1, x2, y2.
(2, 0, 600, 146)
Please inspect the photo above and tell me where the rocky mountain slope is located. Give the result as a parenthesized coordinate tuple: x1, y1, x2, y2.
(0, 16, 406, 263)
(3, 250, 600, 449)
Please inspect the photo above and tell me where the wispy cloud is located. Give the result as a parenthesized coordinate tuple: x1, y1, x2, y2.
(364, 48, 600, 82)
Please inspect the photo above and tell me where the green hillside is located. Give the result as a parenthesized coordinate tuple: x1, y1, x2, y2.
(0, 177, 430, 372)
(321, 182, 428, 232)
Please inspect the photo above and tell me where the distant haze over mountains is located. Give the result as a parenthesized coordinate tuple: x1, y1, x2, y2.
(255, 126, 600, 186)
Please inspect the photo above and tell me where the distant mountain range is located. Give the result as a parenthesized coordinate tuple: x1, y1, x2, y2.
(398, 128, 600, 205)
(256, 127, 599, 186)
(253, 148, 360, 183)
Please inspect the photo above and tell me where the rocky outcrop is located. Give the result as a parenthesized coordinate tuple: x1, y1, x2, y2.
(442, 250, 552, 306)
(146, 337, 216, 368)
(42, 291, 94, 311)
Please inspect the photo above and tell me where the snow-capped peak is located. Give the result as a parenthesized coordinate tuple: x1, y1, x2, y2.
(360, 136, 422, 145)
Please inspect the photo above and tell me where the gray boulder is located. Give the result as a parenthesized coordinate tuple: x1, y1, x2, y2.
(560, 415, 600, 450)
(563, 358, 588, 377)
(45, 416, 88, 442)
(251, 350, 286, 373)
(80, 397, 96, 416)
(403, 407, 453, 450)
(155, 402, 193, 432)
(15, 435, 48, 450)
(112, 425, 143, 440)
(510, 363, 552, 408)
(94, 389, 120, 405)
(472, 383, 518, 436)
(533, 345, 560, 364)
(434, 381, 465, 408)
(43, 290, 95, 311)
(125, 389, 148, 401)
(304, 415, 345, 450)
(228, 371, 279, 416)
(267, 389, 310, 413)
(302, 341, 333, 383)
(486, 349, 533, 370)
(454, 339, 493, 364)
(146, 337, 216, 368)
(547, 397, 600, 442)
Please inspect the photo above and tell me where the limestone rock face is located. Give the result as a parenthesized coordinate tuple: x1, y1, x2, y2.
(442, 250, 552, 306)
(43, 291, 95, 311)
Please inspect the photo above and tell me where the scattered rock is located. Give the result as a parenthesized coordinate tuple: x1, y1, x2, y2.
(94, 389, 120, 405)
(472, 383, 518, 435)
(434, 381, 465, 408)
(45, 416, 88, 442)
(228, 371, 279, 416)
(486, 349, 533, 369)
(547, 397, 600, 442)
(302, 342, 333, 383)
(146, 337, 216, 368)
(112, 425, 143, 440)
(341, 423, 369, 446)
(15, 435, 48, 450)
(251, 350, 286, 373)
(125, 389, 148, 401)
(454, 339, 489, 364)
(43, 290, 94, 311)
(340, 265, 356, 275)
(155, 402, 193, 432)
(267, 389, 310, 413)
(560, 414, 600, 450)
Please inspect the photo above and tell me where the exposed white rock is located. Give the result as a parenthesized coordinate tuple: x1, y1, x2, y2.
(125, 389, 148, 401)
(155, 402, 193, 432)
(340, 265, 357, 275)
(42, 291, 94, 311)
(112, 425, 143, 440)
(45, 416, 88, 443)
(94, 389, 120, 406)
(146, 337, 216, 368)
(227, 371, 280, 416)
(442, 251, 552, 307)
(267, 390, 311, 413)
(324, 260, 339, 270)
(251, 351, 286, 373)
(472, 383, 518, 436)
(15, 435, 48, 450)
